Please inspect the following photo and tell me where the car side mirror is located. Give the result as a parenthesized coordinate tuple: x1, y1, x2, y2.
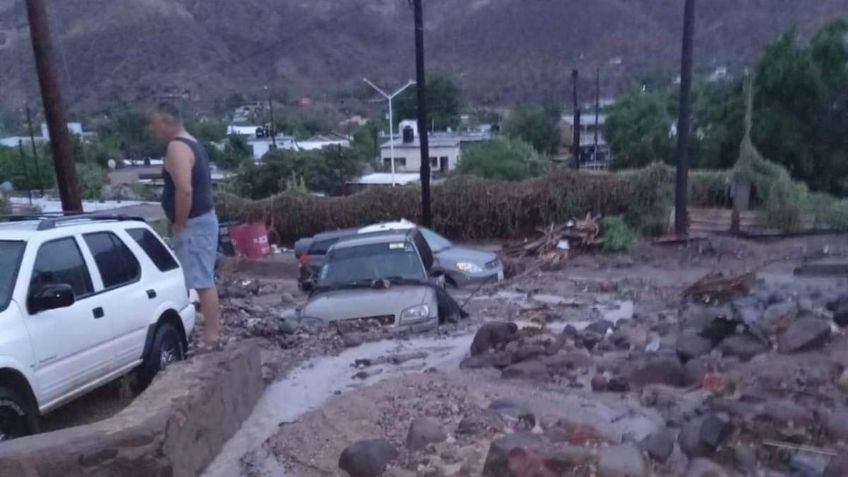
(29, 284, 75, 313)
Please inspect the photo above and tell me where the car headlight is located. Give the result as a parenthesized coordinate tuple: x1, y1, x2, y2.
(456, 262, 484, 273)
(400, 305, 431, 322)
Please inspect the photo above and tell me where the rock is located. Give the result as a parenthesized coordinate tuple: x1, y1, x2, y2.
(825, 454, 848, 477)
(578, 332, 603, 351)
(471, 322, 519, 356)
(791, 453, 831, 477)
(591, 375, 609, 392)
(607, 376, 630, 392)
(457, 412, 503, 436)
(834, 307, 848, 327)
(339, 439, 399, 477)
(718, 334, 768, 361)
(585, 319, 615, 335)
(761, 400, 813, 426)
(597, 443, 648, 477)
(826, 293, 848, 312)
(838, 369, 848, 393)
(407, 417, 447, 451)
(762, 301, 798, 332)
(561, 325, 579, 338)
(482, 433, 543, 477)
(461, 352, 515, 370)
(543, 351, 594, 373)
(683, 356, 709, 386)
(686, 458, 730, 477)
(514, 345, 547, 362)
(699, 414, 733, 449)
(821, 409, 848, 441)
(626, 356, 686, 388)
(278, 319, 296, 335)
(676, 332, 714, 362)
(777, 317, 831, 353)
(502, 360, 548, 380)
(641, 430, 674, 463)
(342, 332, 365, 348)
(679, 415, 732, 458)
(489, 400, 536, 429)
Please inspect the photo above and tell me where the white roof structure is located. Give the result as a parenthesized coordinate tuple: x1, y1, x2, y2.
(350, 173, 421, 186)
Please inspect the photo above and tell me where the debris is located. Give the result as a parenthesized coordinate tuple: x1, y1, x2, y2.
(824, 454, 848, 477)
(761, 440, 837, 457)
(685, 458, 731, 477)
(641, 430, 674, 463)
(338, 439, 399, 477)
(626, 356, 686, 388)
(482, 433, 543, 477)
(354, 352, 428, 368)
(718, 334, 769, 361)
(501, 216, 603, 271)
(407, 417, 447, 451)
(597, 443, 648, 477)
(676, 332, 714, 362)
(471, 322, 519, 356)
(684, 271, 757, 304)
(502, 359, 548, 380)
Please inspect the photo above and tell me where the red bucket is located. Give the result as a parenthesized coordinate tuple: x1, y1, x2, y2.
(228, 223, 271, 259)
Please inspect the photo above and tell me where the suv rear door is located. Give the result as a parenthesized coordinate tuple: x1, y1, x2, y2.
(81, 230, 149, 369)
(23, 236, 117, 408)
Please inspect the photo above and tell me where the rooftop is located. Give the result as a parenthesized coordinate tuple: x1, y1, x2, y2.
(349, 173, 421, 186)
(333, 230, 413, 250)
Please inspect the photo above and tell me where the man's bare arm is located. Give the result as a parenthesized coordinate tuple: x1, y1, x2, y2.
(164, 141, 195, 232)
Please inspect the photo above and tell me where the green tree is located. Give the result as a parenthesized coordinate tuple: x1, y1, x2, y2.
(504, 105, 560, 155)
(0, 143, 55, 191)
(188, 119, 227, 143)
(606, 91, 675, 169)
(351, 123, 379, 163)
(394, 73, 462, 131)
(456, 139, 543, 181)
(75, 163, 106, 200)
(215, 135, 253, 170)
(96, 111, 161, 161)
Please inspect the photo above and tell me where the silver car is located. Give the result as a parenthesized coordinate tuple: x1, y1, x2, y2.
(299, 230, 440, 332)
(359, 221, 505, 287)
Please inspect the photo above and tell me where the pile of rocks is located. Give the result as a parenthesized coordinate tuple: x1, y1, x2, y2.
(453, 277, 848, 476)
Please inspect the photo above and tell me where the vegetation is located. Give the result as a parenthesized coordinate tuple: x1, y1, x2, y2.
(504, 105, 560, 155)
(456, 139, 543, 181)
(75, 163, 107, 200)
(601, 216, 637, 252)
(394, 73, 463, 131)
(0, 144, 55, 191)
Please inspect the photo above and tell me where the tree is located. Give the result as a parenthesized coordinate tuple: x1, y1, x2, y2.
(504, 105, 560, 155)
(96, 111, 161, 160)
(351, 123, 379, 163)
(212, 135, 253, 171)
(456, 139, 543, 181)
(394, 73, 462, 131)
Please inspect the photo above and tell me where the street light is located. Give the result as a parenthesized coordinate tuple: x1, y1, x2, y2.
(363, 78, 415, 186)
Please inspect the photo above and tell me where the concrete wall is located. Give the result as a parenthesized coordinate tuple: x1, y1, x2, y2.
(0, 341, 264, 477)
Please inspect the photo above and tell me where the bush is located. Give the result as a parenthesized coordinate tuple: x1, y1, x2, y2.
(76, 163, 107, 201)
(455, 139, 543, 181)
(0, 194, 8, 214)
(601, 216, 637, 252)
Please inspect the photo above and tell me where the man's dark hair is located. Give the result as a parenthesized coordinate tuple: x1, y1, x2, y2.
(152, 102, 183, 124)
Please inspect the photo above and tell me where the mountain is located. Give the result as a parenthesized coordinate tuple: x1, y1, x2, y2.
(0, 0, 846, 111)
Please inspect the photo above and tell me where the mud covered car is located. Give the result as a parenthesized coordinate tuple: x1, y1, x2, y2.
(299, 229, 463, 331)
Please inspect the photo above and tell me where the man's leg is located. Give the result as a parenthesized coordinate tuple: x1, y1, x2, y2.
(197, 287, 220, 345)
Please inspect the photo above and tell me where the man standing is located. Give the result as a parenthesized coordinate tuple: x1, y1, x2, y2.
(149, 103, 221, 350)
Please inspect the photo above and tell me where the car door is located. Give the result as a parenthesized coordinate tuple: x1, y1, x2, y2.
(81, 231, 148, 369)
(24, 236, 116, 406)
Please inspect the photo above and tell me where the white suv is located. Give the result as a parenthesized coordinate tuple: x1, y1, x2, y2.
(0, 214, 195, 441)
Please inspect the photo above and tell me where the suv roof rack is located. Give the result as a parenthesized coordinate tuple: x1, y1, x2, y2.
(0, 213, 146, 231)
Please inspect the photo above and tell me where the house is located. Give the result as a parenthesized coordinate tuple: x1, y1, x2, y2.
(293, 134, 351, 152)
(560, 113, 612, 168)
(378, 120, 493, 175)
(0, 136, 46, 148)
(40, 122, 83, 140)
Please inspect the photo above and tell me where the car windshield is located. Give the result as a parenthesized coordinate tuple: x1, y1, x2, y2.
(320, 242, 426, 288)
(0, 241, 26, 312)
(420, 228, 452, 252)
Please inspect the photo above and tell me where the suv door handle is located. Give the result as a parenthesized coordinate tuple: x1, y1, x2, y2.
(92, 307, 104, 319)
(146, 289, 157, 299)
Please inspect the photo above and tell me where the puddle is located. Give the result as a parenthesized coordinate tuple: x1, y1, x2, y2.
(201, 333, 474, 477)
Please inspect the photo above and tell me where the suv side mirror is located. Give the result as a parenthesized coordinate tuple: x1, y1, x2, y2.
(29, 284, 75, 313)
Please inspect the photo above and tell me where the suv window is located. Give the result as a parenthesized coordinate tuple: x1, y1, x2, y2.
(0, 241, 25, 312)
(84, 232, 141, 289)
(127, 228, 179, 272)
(309, 237, 343, 255)
(30, 238, 93, 298)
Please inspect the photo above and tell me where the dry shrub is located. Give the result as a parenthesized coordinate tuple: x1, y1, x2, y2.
(218, 164, 732, 244)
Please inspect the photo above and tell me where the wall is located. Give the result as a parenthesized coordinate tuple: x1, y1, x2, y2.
(0, 341, 264, 477)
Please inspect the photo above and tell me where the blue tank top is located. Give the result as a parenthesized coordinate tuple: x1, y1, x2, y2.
(161, 137, 214, 223)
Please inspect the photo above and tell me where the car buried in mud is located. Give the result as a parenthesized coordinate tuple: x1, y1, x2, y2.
(298, 229, 462, 331)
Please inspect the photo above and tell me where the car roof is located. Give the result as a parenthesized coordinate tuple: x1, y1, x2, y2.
(358, 219, 416, 234)
(312, 228, 358, 242)
(331, 229, 415, 250)
(0, 216, 148, 242)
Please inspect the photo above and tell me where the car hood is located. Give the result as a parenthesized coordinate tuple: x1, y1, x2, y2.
(301, 285, 435, 323)
(437, 245, 497, 267)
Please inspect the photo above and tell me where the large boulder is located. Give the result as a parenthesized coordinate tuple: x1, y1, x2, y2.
(679, 415, 732, 459)
(502, 360, 548, 380)
(762, 301, 798, 333)
(641, 430, 674, 463)
(471, 322, 519, 356)
(339, 439, 399, 477)
(406, 417, 447, 451)
(718, 334, 769, 361)
(686, 458, 731, 477)
(597, 443, 648, 477)
(777, 317, 831, 353)
(461, 351, 515, 370)
(626, 356, 686, 388)
(821, 409, 848, 441)
(676, 332, 714, 362)
(482, 433, 543, 477)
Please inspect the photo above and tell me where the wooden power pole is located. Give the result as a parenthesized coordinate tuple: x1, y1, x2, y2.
(674, 0, 696, 236)
(571, 69, 581, 169)
(413, 0, 432, 227)
(25, 0, 82, 212)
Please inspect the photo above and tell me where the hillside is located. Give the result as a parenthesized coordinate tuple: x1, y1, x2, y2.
(0, 0, 846, 110)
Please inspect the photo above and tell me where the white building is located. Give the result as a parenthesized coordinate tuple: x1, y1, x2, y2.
(40, 122, 83, 140)
(378, 120, 492, 175)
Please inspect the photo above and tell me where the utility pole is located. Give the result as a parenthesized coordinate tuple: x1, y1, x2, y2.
(413, 0, 432, 227)
(674, 0, 696, 236)
(17, 140, 33, 205)
(594, 68, 600, 163)
(571, 69, 581, 170)
(25, 0, 81, 212)
(265, 86, 277, 149)
(25, 106, 43, 196)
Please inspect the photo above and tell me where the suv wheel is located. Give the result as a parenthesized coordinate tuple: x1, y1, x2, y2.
(0, 386, 38, 442)
(138, 322, 185, 387)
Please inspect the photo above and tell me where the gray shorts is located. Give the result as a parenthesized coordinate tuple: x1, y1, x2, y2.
(173, 211, 219, 290)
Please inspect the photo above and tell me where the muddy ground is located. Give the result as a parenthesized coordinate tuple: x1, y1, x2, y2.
(199, 234, 848, 477)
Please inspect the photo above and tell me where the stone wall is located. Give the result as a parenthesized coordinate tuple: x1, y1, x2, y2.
(0, 340, 264, 477)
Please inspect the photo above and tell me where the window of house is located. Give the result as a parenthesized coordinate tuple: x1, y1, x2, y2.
(84, 232, 141, 289)
(30, 238, 93, 299)
(383, 157, 407, 168)
(127, 228, 179, 272)
(429, 157, 438, 167)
